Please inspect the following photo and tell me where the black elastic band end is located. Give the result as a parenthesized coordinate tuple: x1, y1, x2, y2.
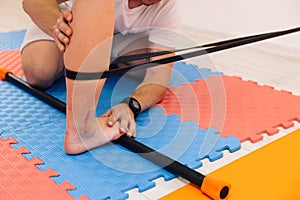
(64, 68, 105, 80)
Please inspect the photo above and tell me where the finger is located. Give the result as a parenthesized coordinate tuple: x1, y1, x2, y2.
(57, 12, 72, 37)
(54, 37, 65, 52)
(107, 114, 117, 127)
(58, 21, 72, 37)
(112, 121, 126, 140)
(57, 31, 69, 45)
(62, 9, 73, 22)
(52, 24, 67, 51)
(127, 121, 136, 138)
(119, 118, 129, 134)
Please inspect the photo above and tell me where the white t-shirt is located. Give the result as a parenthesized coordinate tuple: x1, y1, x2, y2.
(114, 0, 181, 47)
(21, 0, 181, 51)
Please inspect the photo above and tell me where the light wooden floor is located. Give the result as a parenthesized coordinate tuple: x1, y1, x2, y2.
(1, 0, 300, 199)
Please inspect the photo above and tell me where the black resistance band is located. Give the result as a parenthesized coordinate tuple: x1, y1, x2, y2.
(65, 26, 300, 80)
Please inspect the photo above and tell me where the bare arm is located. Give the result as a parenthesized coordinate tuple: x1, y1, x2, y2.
(105, 43, 174, 137)
(131, 45, 173, 112)
(23, 0, 73, 52)
(22, 0, 64, 36)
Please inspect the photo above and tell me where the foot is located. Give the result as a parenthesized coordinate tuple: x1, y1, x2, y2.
(64, 116, 123, 154)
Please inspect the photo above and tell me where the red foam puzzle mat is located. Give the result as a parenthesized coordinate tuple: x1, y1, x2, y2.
(0, 137, 88, 200)
(158, 75, 300, 142)
(0, 50, 24, 78)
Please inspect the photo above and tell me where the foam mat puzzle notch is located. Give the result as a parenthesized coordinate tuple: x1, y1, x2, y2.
(0, 137, 88, 200)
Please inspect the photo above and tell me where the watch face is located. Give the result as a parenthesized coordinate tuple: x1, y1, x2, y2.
(129, 98, 141, 118)
(132, 100, 139, 109)
(121, 97, 141, 118)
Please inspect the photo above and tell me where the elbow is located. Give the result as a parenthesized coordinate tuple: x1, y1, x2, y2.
(161, 87, 168, 98)
(156, 86, 168, 104)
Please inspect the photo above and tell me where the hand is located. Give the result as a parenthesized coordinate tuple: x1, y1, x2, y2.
(103, 103, 137, 138)
(52, 9, 73, 52)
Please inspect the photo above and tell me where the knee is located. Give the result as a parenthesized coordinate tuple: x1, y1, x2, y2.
(21, 41, 64, 89)
(25, 72, 54, 89)
(22, 62, 56, 89)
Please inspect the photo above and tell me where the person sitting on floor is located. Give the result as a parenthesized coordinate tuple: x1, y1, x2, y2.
(21, 0, 181, 154)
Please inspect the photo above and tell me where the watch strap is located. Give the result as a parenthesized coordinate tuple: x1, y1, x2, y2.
(120, 97, 141, 118)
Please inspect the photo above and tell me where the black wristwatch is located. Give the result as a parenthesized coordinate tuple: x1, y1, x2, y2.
(120, 97, 141, 119)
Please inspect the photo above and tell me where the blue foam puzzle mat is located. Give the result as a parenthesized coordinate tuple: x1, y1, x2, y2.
(0, 81, 61, 131)
(136, 108, 241, 164)
(0, 77, 241, 200)
(0, 30, 26, 51)
(170, 62, 223, 87)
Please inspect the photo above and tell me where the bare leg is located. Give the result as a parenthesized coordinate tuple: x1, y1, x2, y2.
(22, 40, 64, 89)
(63, 0, 121, 154)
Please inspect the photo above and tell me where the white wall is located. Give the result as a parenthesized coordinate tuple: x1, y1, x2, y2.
(179, 0, 300, 49)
